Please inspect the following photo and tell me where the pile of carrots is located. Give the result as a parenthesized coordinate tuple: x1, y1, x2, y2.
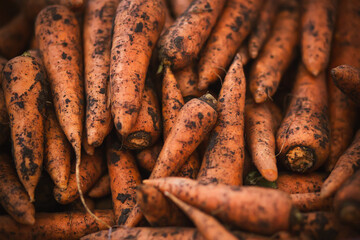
(0, 0, 359, 239)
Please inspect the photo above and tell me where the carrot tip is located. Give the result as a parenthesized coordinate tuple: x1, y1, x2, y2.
(261, 169, 278, 182)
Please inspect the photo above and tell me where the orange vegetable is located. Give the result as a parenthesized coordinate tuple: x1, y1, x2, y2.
(331, 64, 360, 104)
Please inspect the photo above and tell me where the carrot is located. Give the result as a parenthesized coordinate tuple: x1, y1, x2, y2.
(197, 55, 246, 185)
(144, 177, 303, 235)
(25, 0, 84, 20)
(248, 0, 278, 59)
(249, 0, 299, 103)
(237, 42, 251, 66)
(244, 99, 282, 181)
(2, 54, 46, 202)
(53, 150, 105, 204)
(321, 129, 360, 198)
(276, 64, 330, 173)
(88, 174, 110, 198)
(166, 191, 238, 240)
(0, 210, 114, 240)
(301, 0, 336, 76)
(169, 0, 193, 18)
(158, 0, 226, 70)
(106, 134, 142, 225)
(110, 0, 165, 137)
(123, 85, 161, 150)
(0, 153, 35, 225)
(197, 0, 262, 90)
(137, 184, 190, 227)
(325, 0, 360, 172)
(331, 65, 360, 104)
(0, 11, 32, 59)
(290, 192, 332, 212)
(161, 0, 175, 31)
(277, 172, 327, 194)
(82, 132, 95, 156)
(136, 141, 162, 172)
(333, 170, 360, 228)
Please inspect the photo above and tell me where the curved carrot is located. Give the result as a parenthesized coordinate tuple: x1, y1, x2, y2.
(276, 172, 327, 194)
(331, 65, 360, 104)
(110, 0, 165, 137)
(87, 174, 110, 198)
(290, 192, 332, 212)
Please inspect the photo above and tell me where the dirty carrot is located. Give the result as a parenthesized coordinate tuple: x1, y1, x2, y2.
(110, 0, 165, 137)
(331, 65, 360, 104)
(83, 0, 117, 147)
(82, 132, 95, 156)
(158, 0, 225, 70)
(276, 64, 330, 173)
(107, 134, 141, 225)
(290, 192, 333, 212)
(249, 0, 299, 103)
(244, 99, 282, 181)
(0, 153, 35, 225)
(88, 174, 110, 198)
(197, 0, 262, 90)
(276, 172, 327, 194)
(197, 55, 246, 185)
(177, 152, 200, 179)
(135, 141, 162, 172)
(169, 0, 193, 18)
(321, 129, 360, 198)
(248, 0, 278, 59)
(2, 55, 46, 202)
(301, 0, 337, 76)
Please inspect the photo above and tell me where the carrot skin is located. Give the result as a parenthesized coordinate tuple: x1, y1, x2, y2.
(135, 141, 162, 172)
(169, 0, 193, 18)
(276, 172, 327, 194)
(87, 174, 110, 198)
(290, 192, 333, 212)
(331, 65, 360, 104)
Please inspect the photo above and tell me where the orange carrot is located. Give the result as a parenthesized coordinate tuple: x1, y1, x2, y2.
(321, 129, 360, 198)
(197, 0, 262, 90)
(331, 65, 360, 104)
(197, 54, 246, 185)
(249, 0, 299, 103)
(276, 172, 327, 194)
(110, 0, 165, 137)
(301, 0, 337, 76)
(158, 0, 226, 70)
(135, 141, 162, 172)
(177, 152, 200, 179)
(169, 0, 193, 18)
(88, 174, 110, 198)
(290, 192, 332, 212)
(82, 132, 95, 156)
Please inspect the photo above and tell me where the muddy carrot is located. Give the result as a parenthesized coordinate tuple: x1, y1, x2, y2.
(197, 55, 246, 185)
(0, 210, 114, 240)
(325, 0, 360, 172)
(110, 0, 165, 137)
(158, 0, 225, 70)
(53, 150, 105, 204)
(290, 192, 333, 212)
(248, 0, 278, 59)
(68, 197, 95, 212)
(301, 0, 336, 76)
(321, 130, 360, 198)
(137, 184, 190, 227)
(136, 141, 162, 172)
(277, 172, 327, 194)
(88, 174, 110, 198)
(177, 152, 200, 179)
(276, 64, 330, 173)
(82, 132, 95, 156)
(83, 0, 116, 147)
(0, 153, 35, 225)
(2, 55, 46, 202)
(249, 0, 299, 103)
(331, 65, 360, 104)
(107, 134, 141, 225)
(169, 0, 193, 18)
(244, 99, 282, 181)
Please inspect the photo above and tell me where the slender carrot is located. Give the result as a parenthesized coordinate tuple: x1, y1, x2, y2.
(331, 65, 360, 104)
(135, 141, 162, 172)
(290, 192, 332, 212)
(249, 0, 299, 103)
(110, 0, 165, 137)
(197, 0, 262, 90)
(321, 129, 360, 198)
(158, 0, 226, 70)
(248, 0, 278, 59)
(197, 54, 246, 185)
(169, 0, 193, 18)
(301, 0, 337, 76)
(88, 174, 110, 198)
(277, 172, 327, 194)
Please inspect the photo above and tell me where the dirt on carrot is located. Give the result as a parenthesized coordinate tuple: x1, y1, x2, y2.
(277, 172, 327, 194)
(290, 192, 333, 212)
(331, 64, 360, 104)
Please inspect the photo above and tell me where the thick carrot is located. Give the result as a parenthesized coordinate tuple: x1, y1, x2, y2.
(123, 85, 161, 150)
(166, 191, 238, 240)
(276, 64, 330, 173)
(290, 192, 332, 212)
(0, 153, 35, 225)
(301, 0, 336, 76)
(83, 0, 117, 147)
(169, 0, 193, 18)
(158, 0, 225, 70)
(277, 172, 327, 194)
(333, 170, 360, 228)
(106, 134, 142, 225)
(244, 99, 282, 181)
(331, 65, 360, 104)
(197, 55, 246, 185)
(0, 210, 114, 240)
(325, 0, 360, 172)
(110, 0, 165, 137)
(2, 55, 46, 202)
(137, 184, 190, 227)
(88, 174, 110, 198)
(135, 141, 162, 172)
(321, 129, 360, 198)
(248, 0, 278, 59)
(145, 177, 303, 235)
(53, 150, 105, 204)
(249, 0, 299, 103)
